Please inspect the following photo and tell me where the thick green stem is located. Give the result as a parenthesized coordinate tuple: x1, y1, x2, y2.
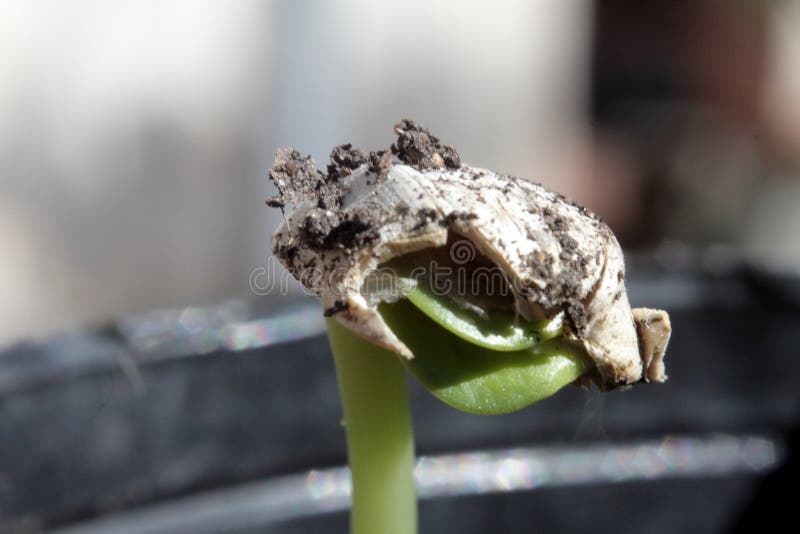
(326, 319, 417, 534)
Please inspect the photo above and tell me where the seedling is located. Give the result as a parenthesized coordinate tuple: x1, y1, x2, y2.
(267, 120, 671, 534)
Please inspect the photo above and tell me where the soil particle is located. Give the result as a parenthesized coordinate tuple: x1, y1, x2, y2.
(275, 243, 299, 265)
(323, 300, 349, 317)
(368, 149, 393, 180)
(327, 143, 367, 180)
(412, 207, 439, 230)
(535, 206, 592, 333)
(440, 211, 479, 227)
(300, 208, 342, 248)
(527, 249, 555, 282)
(325, 205, 383, 249)
(439, 144, 461, 168)
(267, 148, 332, 208)
(391, 119, 461, 171)
(542, 276, 586, 333)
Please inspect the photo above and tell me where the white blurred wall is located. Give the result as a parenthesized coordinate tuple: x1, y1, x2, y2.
(744, 1, 800, 273)
(0, 1, 272, 346)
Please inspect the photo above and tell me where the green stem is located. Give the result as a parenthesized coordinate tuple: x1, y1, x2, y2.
(327, 319, 417, 534)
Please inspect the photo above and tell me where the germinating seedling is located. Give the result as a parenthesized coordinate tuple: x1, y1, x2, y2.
(268, 120, 671, 534)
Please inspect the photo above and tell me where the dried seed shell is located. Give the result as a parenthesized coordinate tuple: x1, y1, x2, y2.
(268, 120, 670, 388)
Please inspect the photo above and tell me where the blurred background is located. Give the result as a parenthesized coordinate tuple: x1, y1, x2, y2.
(2, 1, 799, 532)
